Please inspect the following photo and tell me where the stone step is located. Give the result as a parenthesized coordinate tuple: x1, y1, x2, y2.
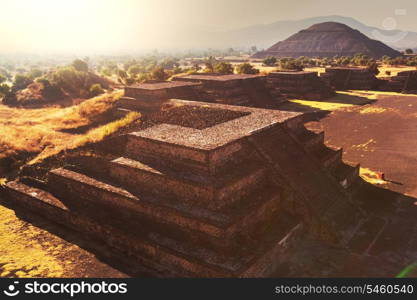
(47, 168, 283, 249)
(118, 96, 168, 112)
(293, 129, 325, 152)
(313, 145, 343, 170)
(125, 131, 247, 175)
(108, 156, 267, 211)
(247, 125, 360, 244)
(4, 180, 299, 277)
(331, 162, 360, 189)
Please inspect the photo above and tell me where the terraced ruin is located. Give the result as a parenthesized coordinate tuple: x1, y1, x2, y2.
(4, 88, 372, 277)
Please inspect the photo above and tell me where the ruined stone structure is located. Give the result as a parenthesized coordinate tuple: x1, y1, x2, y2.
(4, 98, 365, 277)
(266, 71, 335, 100)
(321, 67, 379, 90)
(119, 81, 201, 111)
(173, 74, 287, 107)
(118, 75, 287, 111)
(378, 70, 417, 93)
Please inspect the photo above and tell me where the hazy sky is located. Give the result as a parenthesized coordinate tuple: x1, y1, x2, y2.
(1, 0, 417, 53)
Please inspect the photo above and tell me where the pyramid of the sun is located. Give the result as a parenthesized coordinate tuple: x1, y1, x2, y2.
(253, 22, 401, 59)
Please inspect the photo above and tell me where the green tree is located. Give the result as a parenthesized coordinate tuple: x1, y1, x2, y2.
(0, 83, 10, 96)
(150, 67, 168, 81)
(405, 48, 414, 54)
(13, 74, 33, 91)
(72, 59, 89, 72)
(0, 74, 6, 84)
(279, 58, 304, 71)
(262, 56, 277, 66)
(204, 56, 217, 72)
(50, 66, 87, 96)
(127, 65, 143, 77)
(214, 62, 234, 74)
(236, 63, 259, 74)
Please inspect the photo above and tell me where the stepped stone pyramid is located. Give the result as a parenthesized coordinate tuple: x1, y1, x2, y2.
(321, 67, 379, 90)
(4, 94, 366, 277)
(266, 71, 335, 100)
(253, 22, 401, 59)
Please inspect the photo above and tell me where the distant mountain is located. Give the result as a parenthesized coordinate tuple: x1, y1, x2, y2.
(219, 15, 417, 51)
(252, 22, 401, 59)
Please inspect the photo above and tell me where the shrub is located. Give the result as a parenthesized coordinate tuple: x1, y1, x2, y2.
(72, 59, 89, 72)
(279, 58, 304, 71)
(127, 65, 143, 77)
(263, 56, 277, 66)
(89, 84, 105, 97)
(150, 67, 168, 81)
(204, 56, 217, 72)
(214, 62, 234, 74)
(12, 74, 33, 91)
(0, 83, 10, 96)
(50, 66, 87, 96)
(236, 63, 259, 74)
(28, 68, 43, 80)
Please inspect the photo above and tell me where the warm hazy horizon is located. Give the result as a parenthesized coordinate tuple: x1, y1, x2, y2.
(2, 0, 417, 54)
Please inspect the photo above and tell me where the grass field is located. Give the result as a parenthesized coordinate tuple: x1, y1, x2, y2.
(0, 91, 140, 173)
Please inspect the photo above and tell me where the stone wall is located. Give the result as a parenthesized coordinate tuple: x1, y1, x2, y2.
(321, 67, 379, 90)
(378, 71, 417, 93)
(267, 71, 335, 100)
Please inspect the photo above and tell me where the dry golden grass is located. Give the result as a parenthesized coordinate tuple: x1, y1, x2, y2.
(0, 90, 140, 167)
(289, 99, 354, 111)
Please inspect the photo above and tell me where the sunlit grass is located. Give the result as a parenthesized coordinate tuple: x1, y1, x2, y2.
(28, 111, 140, 165)
(0, 205, 65, 277)
(349, 90, 417, 97)
(0, 90, 141, 167)
(289, 99, 354, 111)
